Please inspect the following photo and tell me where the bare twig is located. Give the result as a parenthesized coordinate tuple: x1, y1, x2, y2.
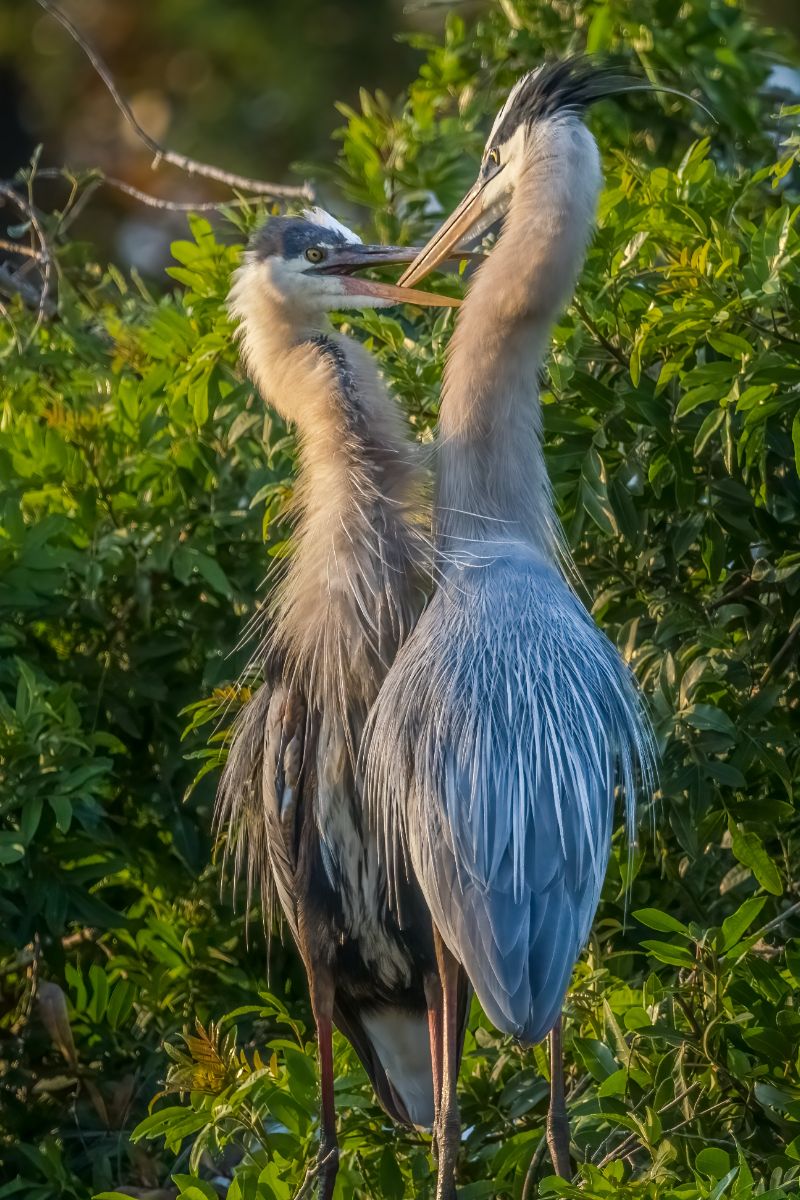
(0, 295, 21, 354)
(0, 238, 43, 259)
(18, 167, 260, 217)
(23, 151, 54, 337)
(100, 176, 265, 213)
(706, 576, 755, 611)
(0, 263, 55, 315)
(594, 1089, 721, 1169)
(745, 898, 800, 947)
(574, 299, 629, 369)
(0, 928, 97, 979)
(33, 0, 313, 202)
(0, 172, 55, 331)
(758, 619, 800, 688)
(291, 1149, 338, 1200)
(521, 1135, 549, 1200)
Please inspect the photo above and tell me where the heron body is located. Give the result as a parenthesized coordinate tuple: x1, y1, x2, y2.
(365, 59, 656, 1192)
(217, 211, 467, 1193)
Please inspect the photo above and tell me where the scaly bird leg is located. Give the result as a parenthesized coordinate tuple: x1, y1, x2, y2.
(433, 928, 461, 1200)
(310, 971, 339, 1200)
(546, 1014, 571, 1179)
(424, 971, 444, 1159)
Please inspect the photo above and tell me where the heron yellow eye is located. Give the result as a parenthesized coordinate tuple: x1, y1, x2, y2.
(488, 147, 500, 167)
(305, 247, 325, 264)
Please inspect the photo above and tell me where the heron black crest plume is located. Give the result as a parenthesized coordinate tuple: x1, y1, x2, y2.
(490, 55, 713, 144)
(491, 57, 636, 134)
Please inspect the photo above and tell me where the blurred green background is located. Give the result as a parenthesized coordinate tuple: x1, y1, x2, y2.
(0, 0, 798, 271)
(0, 0, 443, 267)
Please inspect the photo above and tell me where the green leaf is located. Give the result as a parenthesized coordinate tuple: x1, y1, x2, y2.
(683, 704, 736, 737)
(378, 1146, 404, 1200)
(581, 449, 618, 536)
(676, 384, 719, 417)
(586, 1, 613, 52)
(730, 827, 782, 895)
(696, 1147, 732, 1178)
(193, 551, 233, 599)
(709, 1168, 740, 1200)
(633, 909, 691, 937)
(189, 373, 210, 427)
(720, 896, 767, 951)
(573, 1038, 617, 1081)
(172, 1178, 220, 1200)
(131, 1106, 207, 1143)
(707, 331, 752, 359)
(87, 965, 109, 1024)
(694, 407, 725, 456)
(0, 832, 26, 864)
(736, 384, 774, 412)
(640, 940, 696, 967)
(106, 979, 136, 1029)
(48, 793, 73, 834)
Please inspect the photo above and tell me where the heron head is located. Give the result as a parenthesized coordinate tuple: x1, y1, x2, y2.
(239, 208, 460, 315)
(399, 58, 636, 286)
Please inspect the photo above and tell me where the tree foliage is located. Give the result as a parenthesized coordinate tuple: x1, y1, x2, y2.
(1, 1, 800, 1197)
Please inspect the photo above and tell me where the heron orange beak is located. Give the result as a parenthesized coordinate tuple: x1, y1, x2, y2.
(310, 243, 467, 307)
(398, 180, 492, 288)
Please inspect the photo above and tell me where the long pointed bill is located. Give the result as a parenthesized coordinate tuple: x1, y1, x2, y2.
(338, 276, 460, 307)
(398, 182, 487, 288)
(314, 243, 463, 307)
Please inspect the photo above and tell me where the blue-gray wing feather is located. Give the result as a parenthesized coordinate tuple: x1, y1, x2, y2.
(365, 547, 654, 1043)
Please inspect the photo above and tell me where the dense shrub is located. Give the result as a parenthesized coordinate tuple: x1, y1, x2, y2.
(1, 1, 799, 1197)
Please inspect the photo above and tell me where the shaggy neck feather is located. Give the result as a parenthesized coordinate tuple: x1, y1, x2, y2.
(232, 275, 423, 717)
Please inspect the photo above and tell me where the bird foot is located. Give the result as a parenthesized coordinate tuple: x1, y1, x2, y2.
(315, 1146, 339, 1200)
(546, 1109, 571, 1179)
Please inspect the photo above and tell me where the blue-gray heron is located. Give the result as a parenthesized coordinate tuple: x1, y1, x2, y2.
(364, 59, 656, 1194)
(216, 209, 466, 1199)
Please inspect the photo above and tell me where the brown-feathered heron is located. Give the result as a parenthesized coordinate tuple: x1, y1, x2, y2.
(364, 59, 656, 1196)
(217, 208, 466, 1199)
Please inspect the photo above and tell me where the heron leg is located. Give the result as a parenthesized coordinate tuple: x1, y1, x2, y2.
(310, 971, 339, 1200)
(424, 971, 444, 1158)
(433, 928, 461, 1200)
(546, 1014, 571, 1179)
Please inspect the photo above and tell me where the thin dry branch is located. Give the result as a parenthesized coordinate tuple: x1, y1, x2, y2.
(0, 264, 53, 313)
(23, 167, 262, 216)
(0, 174, 54, 332)
(33, 0, 314, 203)
(101, 176, 264, 213)
(758, 618, 800, 688)
(0, 238, 43, 260)
(520, 1135, 549, 1200)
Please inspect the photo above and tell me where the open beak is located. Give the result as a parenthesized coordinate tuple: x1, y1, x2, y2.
(309, 243, 467, 307)
(399, 180, 491, 288)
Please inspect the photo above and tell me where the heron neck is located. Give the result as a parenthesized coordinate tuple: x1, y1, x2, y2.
(436, 145, 597, 558)
(271, 327, 424, 717)
(239, 301, 415, 507)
